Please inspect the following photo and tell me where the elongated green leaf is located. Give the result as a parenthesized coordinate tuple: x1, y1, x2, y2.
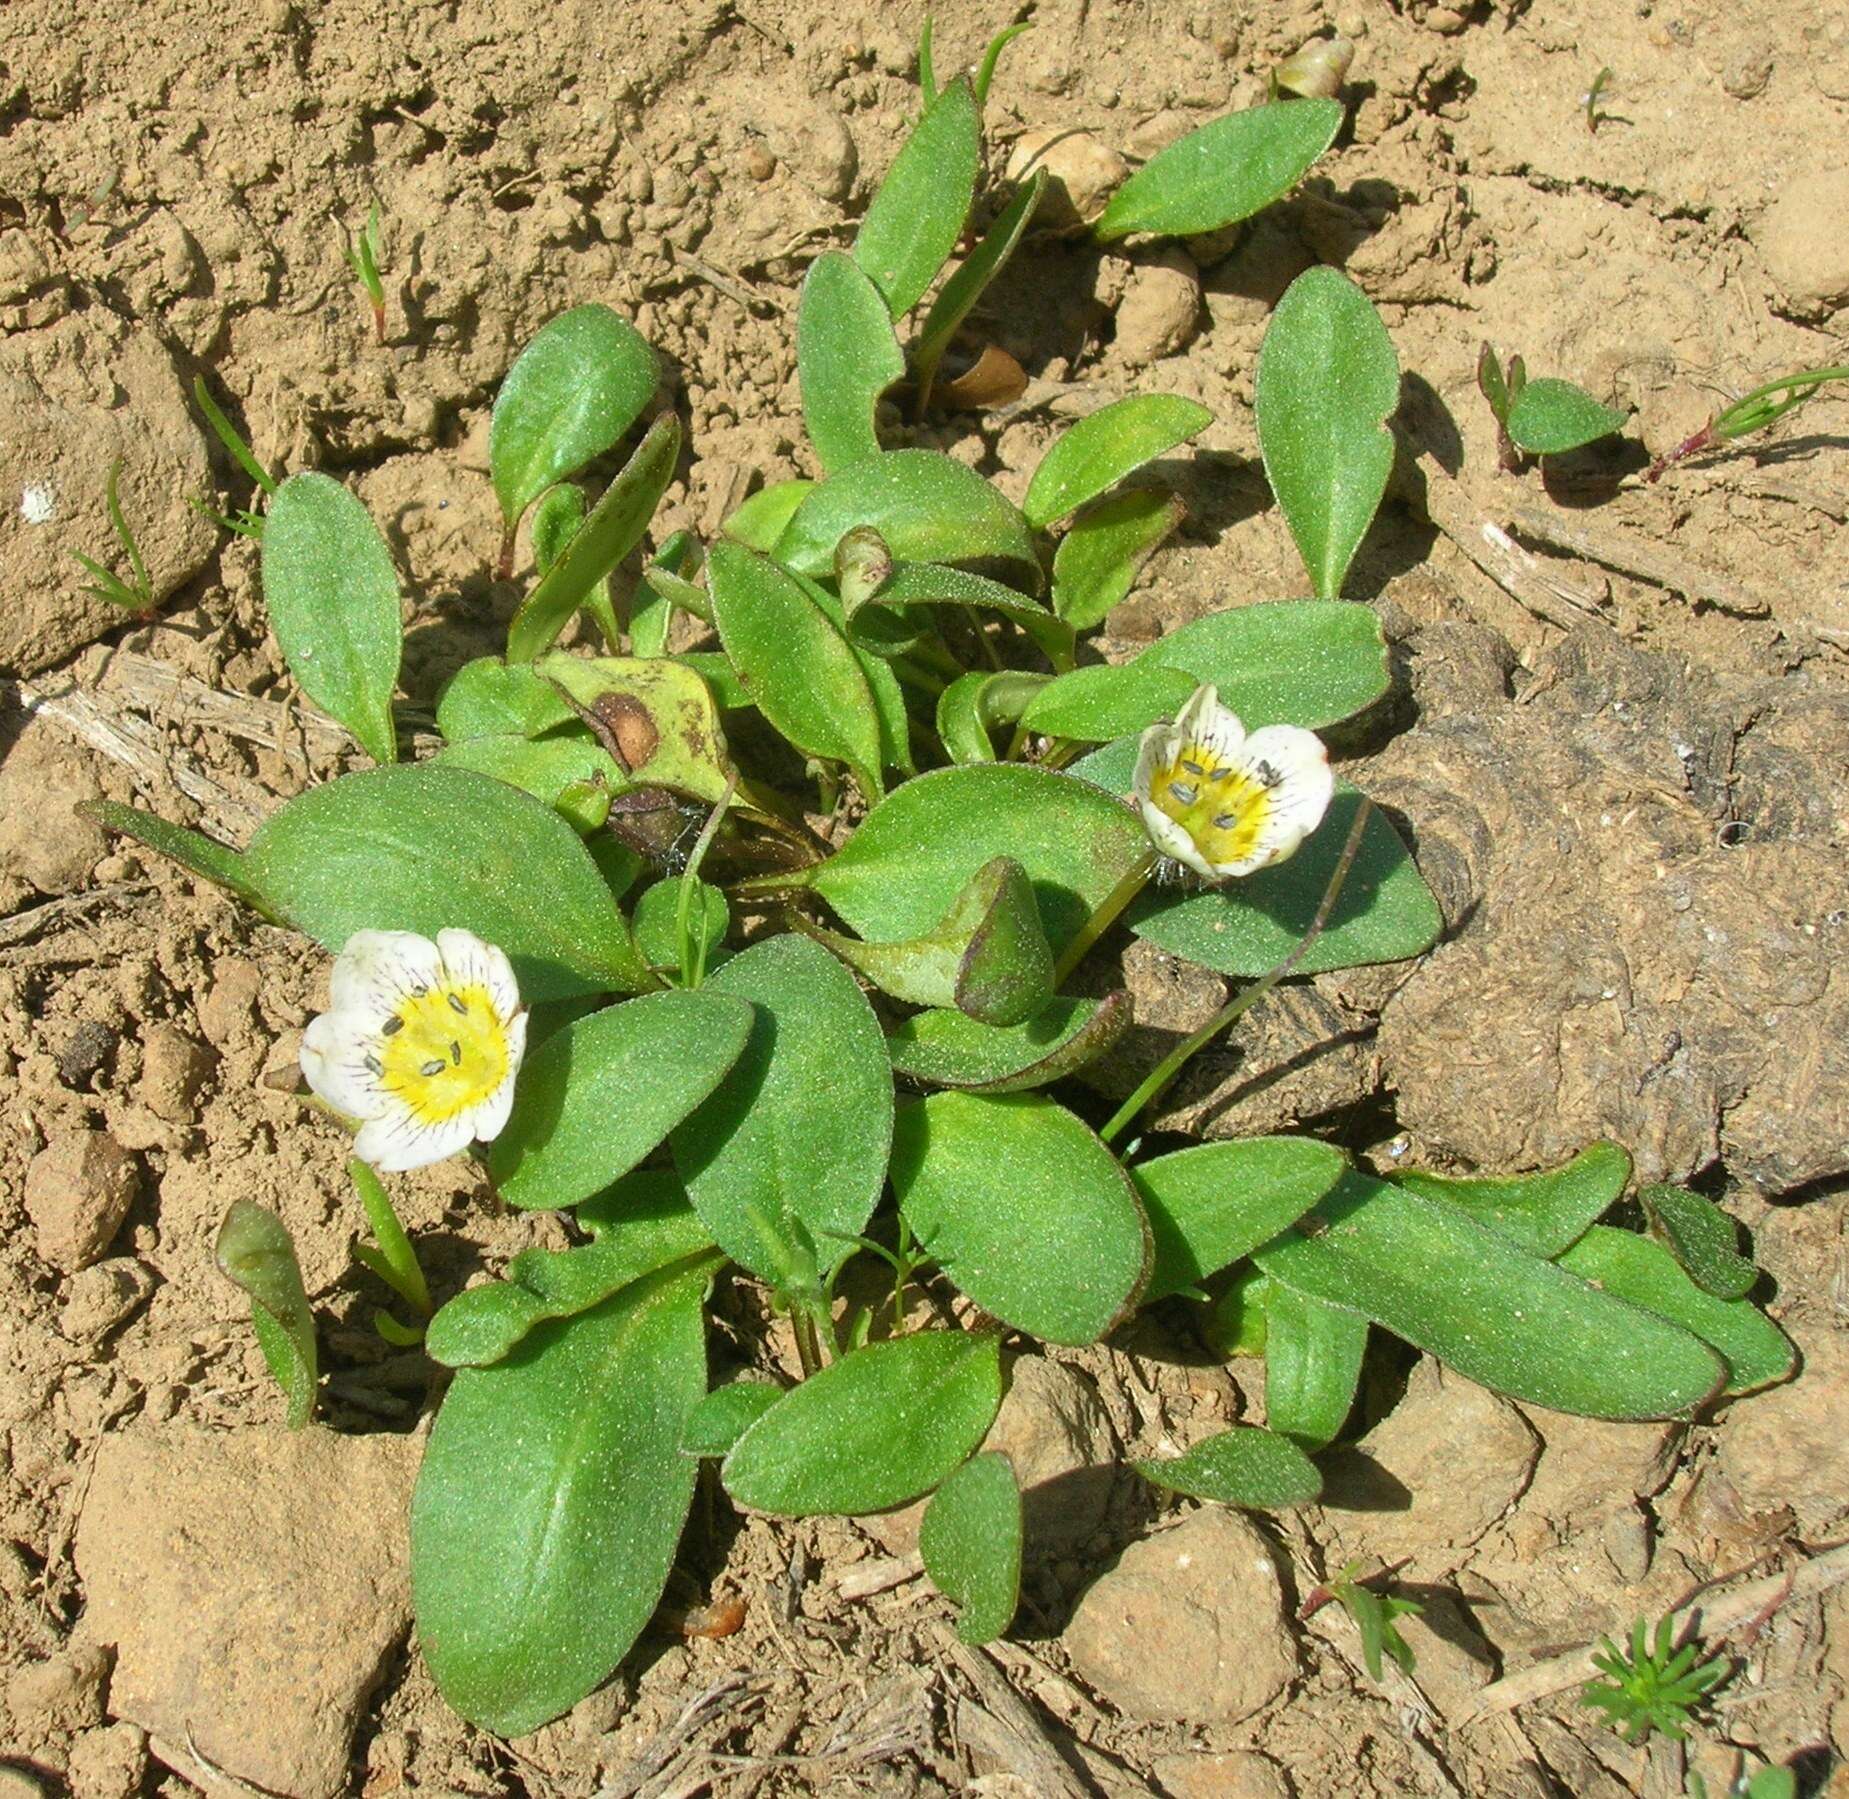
(853, 77, 980, 318)
(244, 764, 656, 1002)
(435, 658, 577, 741)
(920, 1453, 1021, 1645)
(216, 1200, 317, 1429)
(490, 304, 658, 528)
(892, 1092, 1149, 1345)
(1254, 1172, 1726, 1419)
(1135, 1425, 1321, 1508)
(1023, 395, 1212, 530)
(1393, 1142, 1629, 1258)
(411, 1259, 710, 1735)
(85, 801, 260, 905)
(721, 1331, 1002, 1515)
(887, 991, 1132, 1094)
(773, 451, 1039, 586)
(915, 172, 1046, 406)
(262, 471, 401, 763)
(1640, 1185, 1756, 1300)
(488, 991, 753, 1210)
(798, 251, 905, 473)
(935, 670, 1044, 765)
(797, 765, 1151, 958)
(682, 1381, 783, 1458)
(1506, 378, 1627, 455)
(1263, 1283, 1367, 1450)
(1095, 99, 1342, 242)
(800, 576, 917, 784)
(1556, 1227, 1792, 1395)
(707, 540, 884, 797)
(871, 562, 1074, 669)
(672, 935, 893, 1285)
(531, 482, 620, 650)
(1129, 786, 1443, 976)
(1255, 267, 1400, 601)
(1132, 1137, 1349, 1302)
(1051, 489, 1186, 630)
(723, 479, 814, 551)
(1018, 660, 1196, 743)
(629, 530, 698, 660)
(507, 414, 680, 664)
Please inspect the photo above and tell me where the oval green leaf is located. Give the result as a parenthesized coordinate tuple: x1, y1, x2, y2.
(1095, 98, 1342, 242)
(1505, 377, 1628, 456)
(436, 657, 577, 742)
(1023, 395, 1212, 530)
(410, 1259, 709, 1736)
(872, 562, 1074, 669)
(1640, 1184, 1757, 1301)
(1254, 1171, 1727, 1419)
(1392, 1141, 1630, 1258)
(920, 1452, 1022, 1645)
(261, 471, 401, 764)
(798, 250, 905, 473)
(671, 934, 893, 1285)
(243, 763, 656, 1002)
(892, 1092, 1150, 1345)
(1018, 660, 1197, 743)
(723, 479, 814, 552)
(432, 732, 623, 812)
(1263, 1283, 1367, 1450)
(682, 1380, 783, 1458)
(490, 303, 659, 529)
(1134, 1424, 1322, 1509)
(886, 991, 1133, 1094)
(1051, 489, 1186, 631)
(852, 77, 980, 318)
(487, 991, 754, 1210)
(216, 1200, 317, 1429)
(1256, 267, 1400, 601)
(721, 1331, 1002, 1516)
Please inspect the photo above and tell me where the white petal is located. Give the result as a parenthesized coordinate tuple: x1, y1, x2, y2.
(1131, 720, 1181, 803)
(462, 1073, 519, 1147)
(437, 928, 521, 1021)
(1176, 683, 1247, 763)
(329, 929, 445, 1020)
(1139, 799, 1217, 879)
(300, 1011, 389, 1120)
(1208, 726, 1335, 877)
(501, 1009, 530, 1079)
(355, 1105, 476, 1174)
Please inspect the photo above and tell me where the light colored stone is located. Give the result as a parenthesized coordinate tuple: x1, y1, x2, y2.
(1114, 249, 1201, 366)
(0, 724, 110, 895)
(1151, 1748, 1290, 1799)
(1006, 130, 1129, 229)
(58, 1258, 158, 1345)
(1063, 1509, 1296, 1724)
(1717, 1319, 1849, 1534)
(24, 1129, 140, 1271)
(76, 1425, 418, 1799)
(5, 1642, 111, 1736)
(66, 1722, 148, 1799)
(138, 1024, 217, 1122)
(1753, 169, 1849, 314)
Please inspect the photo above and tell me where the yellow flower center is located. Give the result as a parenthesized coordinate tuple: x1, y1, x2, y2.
(373, 983, 510, 1125)
(1148, 740, 1277, 869)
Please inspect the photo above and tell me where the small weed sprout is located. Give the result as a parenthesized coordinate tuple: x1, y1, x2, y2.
(1581, 1614, 1731, 1743)
(344, 199, 388, 345)
(190, 375, 278, 538)
(1686, 1766, 1797, 1799)
(1584, 66, 1616, 134)
(69, 458, 157, 615)
(1303, 1561, 1424, 1682)
(1647, 364, 1849, 482)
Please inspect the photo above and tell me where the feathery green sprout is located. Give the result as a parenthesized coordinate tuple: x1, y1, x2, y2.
(1581, 1613, 1730, 1743)
(1648, 365, 1849, 482)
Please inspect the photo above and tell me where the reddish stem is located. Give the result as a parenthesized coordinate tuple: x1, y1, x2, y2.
(1646, 423, 1719, 484)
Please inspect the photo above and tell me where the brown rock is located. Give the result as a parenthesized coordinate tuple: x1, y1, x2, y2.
(1151, 1748, 1290, 1799)
(196, 957, 264, 1048)
(1716, 1319, 1849, 1533)
(65, 1722, 148, 1799)
(0, 723, 110, 895)
(24, 1129, 140, 1271)
(760, 98, 857, 203)
(1063, 1509, 1296, 1724)
(1753, 169, 1849, 314)
(1517, 1409, 1680, 1526)
(138, 1024, 217, 1122)
(58, 1258, 158, 1345)
(1114, 249, 1201, 366)
(5, 1642, 110, 1735)
(1006, 130, 1129, 229)
(75, 1425, 418, 1799)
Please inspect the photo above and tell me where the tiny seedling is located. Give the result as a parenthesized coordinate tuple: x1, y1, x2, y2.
(1647, 365, 1849, 482)
(345, 200, 388, 345)
(69, 458, 157, 615)
(190, 375, 279, 538)
(1584, 66, 1616, 134)
(1687, 1766, 1797, 1799)
(1581, 1614, 1731, 1743)
(1303, 1561, 1423, 1682)
(1479, 344, 1628, 467)
(216, 1199, 318, 1428)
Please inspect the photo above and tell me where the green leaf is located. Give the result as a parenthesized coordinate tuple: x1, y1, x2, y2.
(1135, 1425, 1322, 1508)
(1023, 395, 1213, 530)
(721, 1331, 1002, 1515)
(723, 479, 814, 552)
(539, 652, 739, 807)
(1129, 786, 1443, 976)
(671, 935, 893, 1286)
(1506, 378, 1627, 455)
(349, 1158, 429, 1314)
(1392, 1142, 1630, 1258)
(487, 991, 754, 1211)
(425, 1189, 715, 1367)
(887, 991, 1132, 1094)
(1640, 1185, 1757, 1301)
(1051, 489, 1186, 631)
(1094, 99, 1342, 242)
(1132, 1136, 1349, 1302)
(1018, 660, 1197, 743)
(531, 482, 619, 650)
(632, 878, 729, 977)
(215, 1200, 317, 1429)
(773, 451, 1040, 586)
(915, 172, 1046, 407)
(85, 801, 261, 906)
(707, 539, 884, 797)
(935, 670, 1038, 765)
(431, 732, 623, 814)
(1556, 1227, 1792, 1396)
(490, 303, 659, 529)
(1253, 1171, 1727, 1419)
(507, 414, 681, 663)
(920, 1453, 1021, 1644)
(682, 1381, 783, 1457)
(243, 763, 656, 1002)
(800, 575, 918, 784)
(870, 562, 1074, 669)
(1263, 1283, 1367, 1450)
(261, 471, 401, 763)
(1255, 267, 1400, 600)
(435, 658, 576, 741)
(411, 1259, 710, 1736)
(797, 765, 1151, 960)
(629, 530, 698, 660)
(892, 1092, 1149, 1344)
(797, 250, 906, 473)
(853, 76, 980, 318)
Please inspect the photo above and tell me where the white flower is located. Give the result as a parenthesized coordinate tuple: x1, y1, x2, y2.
(300, 928, 528, 1172)
(1131, 683, 1334, 881)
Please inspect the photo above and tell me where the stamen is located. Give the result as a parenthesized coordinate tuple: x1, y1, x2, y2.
(1254, 759, 1281, 788)
(381, 1015, 404, 1036)
(364, 1052, 383, 1075)
(447, 992, 468, 1015)
(420, 1057, 447, 1077)
(450, 1041, 462, 1065)
(1180, 757, 1208, 777)
(1168, 780, 1198, 804)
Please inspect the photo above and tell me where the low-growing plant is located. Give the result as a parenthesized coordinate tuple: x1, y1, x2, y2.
(1479, 343, 1628, 468)
(69, 458, 157, 615)
(1581, 1613, 1731, 1744)
(1647, 364, 1849, 482)
(344, 199, 388, 345)
(93, 29, 1799, 1737)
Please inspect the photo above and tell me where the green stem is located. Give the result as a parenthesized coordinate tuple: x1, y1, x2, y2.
(1053, 848, 1158, 984)
(889, 654, 948, 698)
(348, 1159, 431, 1314)
(677, 770, 737, 988)
(1099, 801, 1373, 1146)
